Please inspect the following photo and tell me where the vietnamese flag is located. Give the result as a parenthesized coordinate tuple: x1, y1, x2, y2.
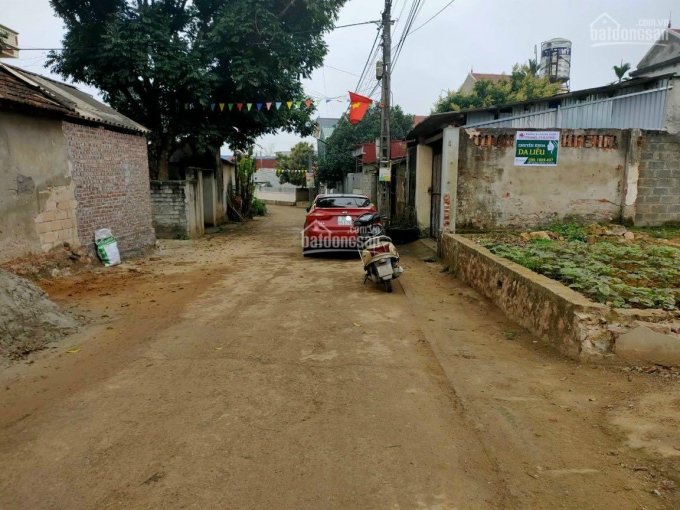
(348, 92, 372, 125)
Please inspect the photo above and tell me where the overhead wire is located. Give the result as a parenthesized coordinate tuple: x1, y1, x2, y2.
(391, 0, 424, 72)
(409, 0, 456, 35)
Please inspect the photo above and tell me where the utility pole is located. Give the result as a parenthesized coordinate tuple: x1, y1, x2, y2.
(379, 0, 392, 220)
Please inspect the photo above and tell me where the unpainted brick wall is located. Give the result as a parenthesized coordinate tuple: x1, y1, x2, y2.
(62, 122, 156, 257)
(150, 181, 189, 238)
(635, 132, 680, 226)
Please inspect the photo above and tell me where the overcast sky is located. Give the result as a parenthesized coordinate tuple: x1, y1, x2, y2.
(4, 0, 677, 154)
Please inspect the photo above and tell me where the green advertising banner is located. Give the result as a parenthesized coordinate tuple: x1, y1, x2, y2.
(514, 131, 560, 166)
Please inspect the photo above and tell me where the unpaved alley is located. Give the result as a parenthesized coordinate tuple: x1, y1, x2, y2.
(1, 206, 679, 509)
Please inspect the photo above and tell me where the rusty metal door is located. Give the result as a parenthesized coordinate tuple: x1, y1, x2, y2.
(430, 151, 442, 238)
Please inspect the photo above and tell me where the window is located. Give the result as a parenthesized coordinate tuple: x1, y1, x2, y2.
(315, 196, 370, 208)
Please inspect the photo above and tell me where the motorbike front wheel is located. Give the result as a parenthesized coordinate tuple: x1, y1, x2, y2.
(382, 280, 393, 293)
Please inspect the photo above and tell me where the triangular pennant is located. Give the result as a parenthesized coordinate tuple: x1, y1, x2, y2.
(305, 98, 312, 108)
(266, 102, 272, 110)
(236, 103, 244, 111)
(294, 101, 301, 109)
(286, 101, 293, 109)
(228, 103, 234, 111)
(256, 103, 263, 111)
(275, 102, 282, 110)
(219, 103, 225, 112)
(246, 103, 253, 111)
(210, 103, 216, 111)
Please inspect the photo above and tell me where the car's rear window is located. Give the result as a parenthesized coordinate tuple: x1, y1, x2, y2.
(315, 197, 370, 208)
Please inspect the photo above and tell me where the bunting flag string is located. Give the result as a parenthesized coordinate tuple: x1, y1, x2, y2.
(181, 95, 351, 114)
(276, 169, 310, 175)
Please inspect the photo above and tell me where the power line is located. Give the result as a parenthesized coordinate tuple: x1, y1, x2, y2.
(15, 19, 385, 52)
(324, 64, 360, 77)
(392, 0, 424, 71)
(355, 27, 382, 92)
(409, 0, 456, 35)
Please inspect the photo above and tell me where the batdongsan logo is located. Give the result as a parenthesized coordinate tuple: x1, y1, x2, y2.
(301, 218, 358, 252)
(590, 13, 670, 47)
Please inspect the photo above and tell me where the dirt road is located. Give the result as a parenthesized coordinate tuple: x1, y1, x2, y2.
(1, 206, 679, 509)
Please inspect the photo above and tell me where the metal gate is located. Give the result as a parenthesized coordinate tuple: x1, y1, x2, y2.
(430, 151, 442, 238)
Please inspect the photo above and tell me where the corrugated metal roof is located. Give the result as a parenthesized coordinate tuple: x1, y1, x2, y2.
(409, 74, 674, 139)
(0, 63, 149, 134)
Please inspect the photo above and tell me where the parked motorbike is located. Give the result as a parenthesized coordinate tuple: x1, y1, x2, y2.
(353, 213, 403, 293)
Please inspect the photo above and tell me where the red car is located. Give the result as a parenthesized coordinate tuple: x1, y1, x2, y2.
(302, 194, 379, 254)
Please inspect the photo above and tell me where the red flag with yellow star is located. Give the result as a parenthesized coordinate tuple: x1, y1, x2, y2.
(348, 92, 372, 125)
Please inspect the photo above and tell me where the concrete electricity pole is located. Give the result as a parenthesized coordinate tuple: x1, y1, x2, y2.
(379, 0, 392, 219)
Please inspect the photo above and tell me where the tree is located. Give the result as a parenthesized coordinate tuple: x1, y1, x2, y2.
(527, 58, 541, 76)
(613, 61, 631, 83)
(318, 105, 414, 184)
(48, 0, 347, 179)
(276, 141, 315, 187)
(434, 63, 563, 113)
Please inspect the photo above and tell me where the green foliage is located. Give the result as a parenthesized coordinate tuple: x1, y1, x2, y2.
(613, 61, 631, 83)
(434, 63, 563, 113)
(547, 222, 588, 242)
(276, 141, 315, 186)
(483, 239, 680, 310)
(251, 197, 267, 217)
(233, 153, 257, 218)
(318, 105, 414, 184)
(633, 224, 680, 240)
(47, 0, 348, 179)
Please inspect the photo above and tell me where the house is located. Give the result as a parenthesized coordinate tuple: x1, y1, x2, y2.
(0, 63, 155, 263)
(407, 30, 680, 236)
(459, 72, 507, 94)
(631, 28, 680, 78)
(315, 117, 340, 159)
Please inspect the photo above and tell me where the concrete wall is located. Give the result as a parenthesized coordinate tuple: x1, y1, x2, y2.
(63, 122, 156, 257)
(665, 77, 680, 134)
(256, 189, 296, 205)
(0, 112, 80, 262)
(635, 131, 680, 225)
(454, 128, 628, 230)
(150, 177, 204, 239)
(343, 172, 376, 203)
(439, 233, 611, 359)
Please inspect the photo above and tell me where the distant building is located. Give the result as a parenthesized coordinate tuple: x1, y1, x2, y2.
(315, 117, 340, 159)
(459, 72, 508, 94)
(631, 28, 680, 78)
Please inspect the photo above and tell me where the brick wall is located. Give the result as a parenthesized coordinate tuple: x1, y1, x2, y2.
(62, 122, 156, 257)
(150, 180, 189, 238)
(635, 132, 680, 226)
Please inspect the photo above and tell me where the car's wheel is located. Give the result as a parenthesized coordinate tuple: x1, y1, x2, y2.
(382, 280, 393, 293)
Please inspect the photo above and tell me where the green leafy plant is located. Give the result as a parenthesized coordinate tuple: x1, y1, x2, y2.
(251, 197, 267, 217)
(482, 236, 680, 310)
(434, 63, 563, 113)
(547, 222, 588, 242)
